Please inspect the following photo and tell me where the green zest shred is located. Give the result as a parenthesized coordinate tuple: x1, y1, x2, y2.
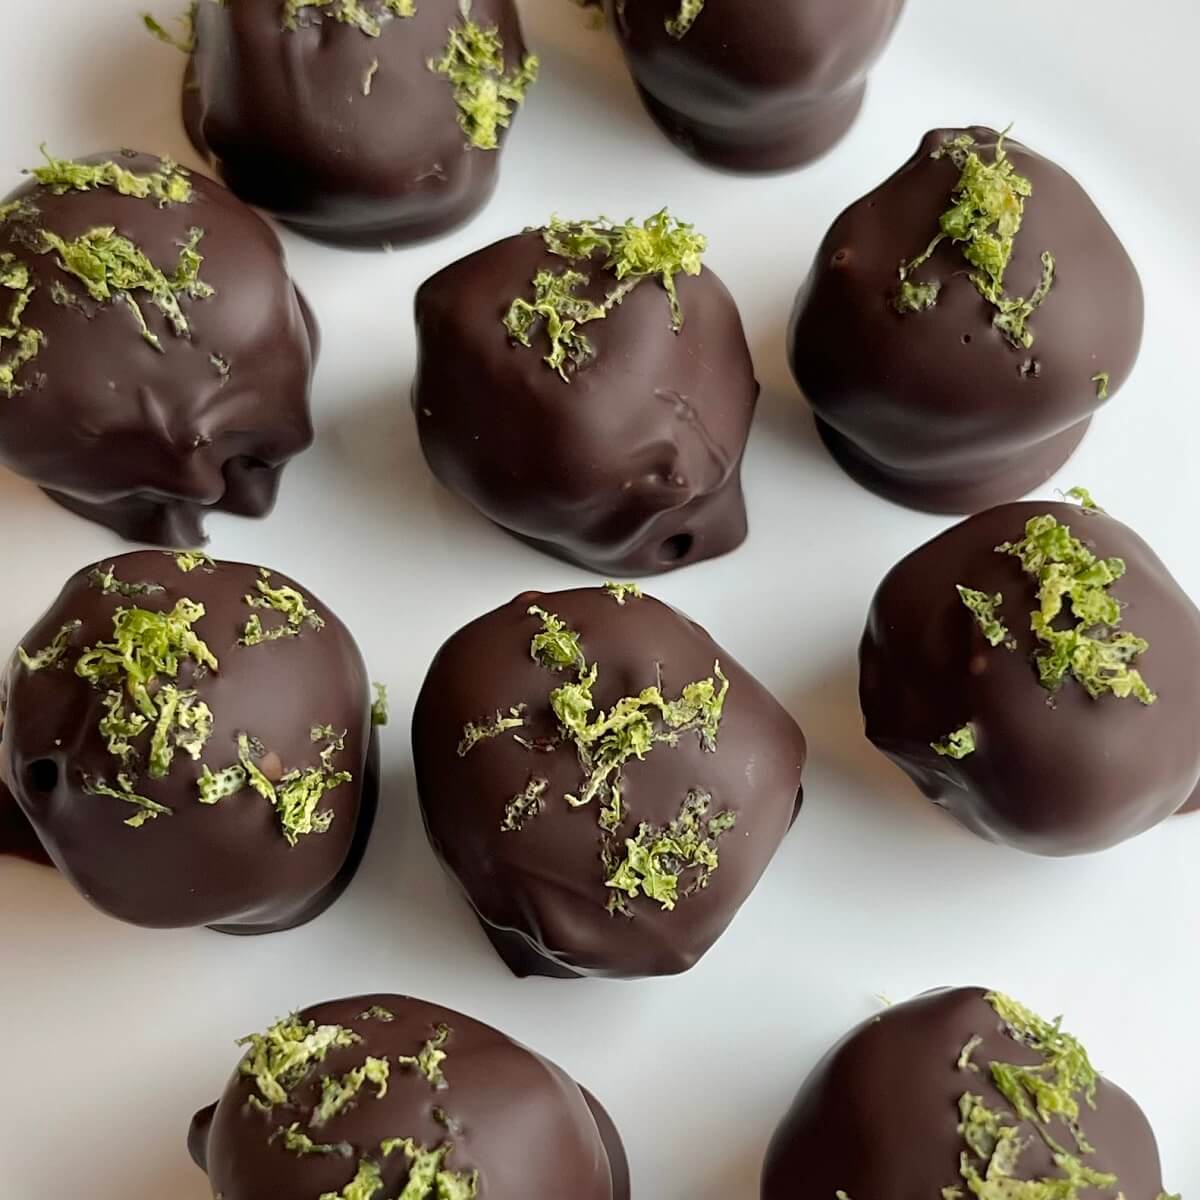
(380, 1139, 479, 1200)
(237, 1014, 360, 1108)
(30, 147, 193, 206)
(40, 224, 214, 352)
(932, 725, 976, 760)
(501, 776, 547, 832)
(318, 1159, 385, 1200)
(88, 565, 165, 597)
(605, 789, 736, 914)
(283, 0, 415, 36)
(82, 773, 172, 828)
(996, 513, 1155, 703)
(174, 550, 215, 572)
(371, 682, 389, 727)
(232, 726, 352, 846)
(957, 586, 1012, 649)
(429, 3, 539, 151)
(273, 1123, 352, 1157)
(358, 1006, 395, 1021)
(18, 620, 82, 671)
(504, 210, 706, 381)
(1092, 372, 1110, 401)
(458, 705, 525, 756)
(142, 6, 199, 54)
(1064, 486, 1100, 512)
(0, 252, 45, 398)
(942, 992, 1163, 1200)
(240, 568, 325, 645)
(604, 581, 644, 605)
(895, 131, 1056, 349)
(311, 1057, 390, 1127)
(395, 1025, 451, 1088)
(665, 0, 705, 38)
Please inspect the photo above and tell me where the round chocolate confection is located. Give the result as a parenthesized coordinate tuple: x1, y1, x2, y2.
(0, 550, 377, 933)
(790, 127, 1144, 513)
(185, 0, 537, 247)
(414, 217, 758, 574)
(762, 987, 1171, 1200)
(0, 149, 315, 545)
(609, 0, 906, 172)
(412, 585, 806, 979)
(860, 500, 1200, 856)
(189, 994, 629, 1200)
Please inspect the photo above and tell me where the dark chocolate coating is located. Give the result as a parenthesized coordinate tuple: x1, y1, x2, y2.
(189, 994, 628, 1200)
(0, 151, 316, 545)
(414, 231, 759, 575)
(0, 780, 51, 866)
(185, 0, 531, 247)
(790, 128, 1144, 513)
(762, 987, 1166, 1199)
(0, 551, 376, 931)
(860, 502, 1200, 855)
(412, 587, 806, 979)
(609, 0, 906, 172)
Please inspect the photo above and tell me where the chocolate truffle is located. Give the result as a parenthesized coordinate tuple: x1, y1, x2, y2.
(763, 987, 1174, 1200)
(790, 127, 1144, 513)
(609, 0, 906, 172)
(412, 584, 806, 979)
(860, 496, 1200, 855)
(414, 212, 759, 574)
(189, 995, 629, 1200)
(0, 550, 380, 933)
(180, 0, 537, 247)
(0, 149, 316, 545)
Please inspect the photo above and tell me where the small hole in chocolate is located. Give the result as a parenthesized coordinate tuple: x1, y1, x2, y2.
(27, 760, 58, 793)
(659, 534, 693, 563)
(961, 333, 972, 345)
(831, 248, 850, 266)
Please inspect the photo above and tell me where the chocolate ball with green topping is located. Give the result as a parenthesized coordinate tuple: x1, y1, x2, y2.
(0, 551, 378, 932)
(412, 584, 806, 979)
(610, 0, 906, 172)
(0, 148, 316, 545)
(414, 212, 759, 575)
(763, 987, 1172, 1200)
(790, 127, 1144, 512)
(189, 995, 628, 1200)
(182, 0, 537, 247)
(860, 498, 1200, 855)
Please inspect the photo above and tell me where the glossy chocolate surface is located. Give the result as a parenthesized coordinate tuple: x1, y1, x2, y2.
(0, 551, 375, 932)
(763, 987, 1166, 1199)
(0, 151, 316, 545)
(610, 0, 906, 172)
(414, 231, 758, 575)
(412, 586, 806, 979)
(790, 128, 1144, 513)
(190, 994, 628, 1200)
(860, 502, 1200, 854)
(186, 0, 531, 247)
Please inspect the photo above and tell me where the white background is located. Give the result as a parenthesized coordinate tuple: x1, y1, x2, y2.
(1, 1, 1196, 1195)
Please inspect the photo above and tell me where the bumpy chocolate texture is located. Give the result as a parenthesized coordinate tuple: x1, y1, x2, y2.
(790, 128, 1144, 513)
(0, 551, 377, 933)
(762, 987, 1170, 1200)
(185, 0, 535, 247)
(0, 150, 315, 545)
(414, 229, 758, 574)
(189, 995, 629, 1200)
(412, 585, 806, 979)
(609, 0, 906, 172)
(860, 500, 1200, 855)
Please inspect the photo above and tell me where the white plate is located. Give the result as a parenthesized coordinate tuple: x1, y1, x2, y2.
(1, 1, 1196, 1195)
